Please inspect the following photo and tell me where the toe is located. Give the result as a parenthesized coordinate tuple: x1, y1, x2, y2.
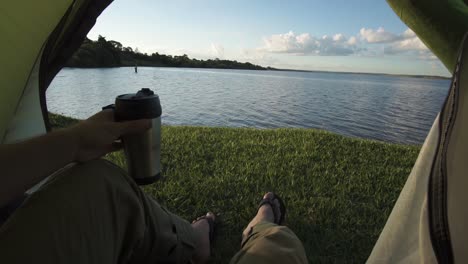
(193, 212, 215, 224)
(206, 212, 216, 221)
(262, 192, 282, 224)
(263, 192, 275, 200)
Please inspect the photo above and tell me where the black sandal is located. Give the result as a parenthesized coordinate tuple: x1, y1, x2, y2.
(192, 212, 216, 257)
(257, 192, 286, 225)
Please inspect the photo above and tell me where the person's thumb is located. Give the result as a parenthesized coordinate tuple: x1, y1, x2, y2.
(116, 119, 152, 136)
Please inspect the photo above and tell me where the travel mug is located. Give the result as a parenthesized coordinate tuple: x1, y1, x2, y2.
(114, 88, 162, 185)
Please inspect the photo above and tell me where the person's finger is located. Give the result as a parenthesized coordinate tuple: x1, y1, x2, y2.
(115, 119, 152, 136)
(88, 109, 115, 122)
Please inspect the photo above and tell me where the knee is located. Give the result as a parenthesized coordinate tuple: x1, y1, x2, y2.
(70, 159, 129, 184)
(39, 159, 138, 198)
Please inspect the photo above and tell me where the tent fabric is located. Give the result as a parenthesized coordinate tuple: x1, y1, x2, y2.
(367, 115, 439, 263)
(0, 0, 112, 143)
(0, 1, 72, 142)
(39, 0, 113, 131)
(387, 0, 468, 72)
(3, 49, 46, 143)
(443, 34, 468, 263)
(368, 34, 468, 263)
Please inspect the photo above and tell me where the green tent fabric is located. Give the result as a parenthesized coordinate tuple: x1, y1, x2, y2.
(0, 1, 71, 141)
(0, 0, 112, 142)
(387, 0, 468, 72)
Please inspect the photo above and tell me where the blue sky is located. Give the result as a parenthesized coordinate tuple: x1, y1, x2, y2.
(88, 0, 450, 76)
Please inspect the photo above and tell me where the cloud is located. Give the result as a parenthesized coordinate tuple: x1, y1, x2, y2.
(259, 31, 359, 56)
(385, 37, 427, 54)
(259, 31, 314, 54)
(378, 29, 433, 58)
(357, 27, 433, 58)
(210, 43, 225, 58)
(359, 27, 399, 43)
(347, 36, 358, 45)
(259, 28, 435, 59)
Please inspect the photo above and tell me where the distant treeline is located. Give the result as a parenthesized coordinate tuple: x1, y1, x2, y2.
(66, 36, 271, 70)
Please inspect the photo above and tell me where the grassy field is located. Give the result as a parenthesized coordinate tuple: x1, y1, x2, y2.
(50, 113, 420, 263)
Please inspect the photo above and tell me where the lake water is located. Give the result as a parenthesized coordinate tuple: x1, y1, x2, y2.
(47, 67, 450, 145)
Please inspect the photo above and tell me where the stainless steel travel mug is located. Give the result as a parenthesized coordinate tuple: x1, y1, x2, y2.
(114, 88, 162, 185)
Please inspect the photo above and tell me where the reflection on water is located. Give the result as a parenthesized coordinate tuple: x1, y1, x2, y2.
(47, 67, 450, 144)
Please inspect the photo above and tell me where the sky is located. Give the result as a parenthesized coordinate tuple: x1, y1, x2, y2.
(88, 0, 451, 77)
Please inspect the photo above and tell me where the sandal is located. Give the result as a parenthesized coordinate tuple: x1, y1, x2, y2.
(192, 212, 216, 257)
(257, 192, 286, 225)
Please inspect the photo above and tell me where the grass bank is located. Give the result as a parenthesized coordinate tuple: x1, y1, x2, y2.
(50, 113, 420, 263)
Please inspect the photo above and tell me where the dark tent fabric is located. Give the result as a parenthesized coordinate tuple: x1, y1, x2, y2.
(387, 0, 468, 72)
(39, 0, 114, 131)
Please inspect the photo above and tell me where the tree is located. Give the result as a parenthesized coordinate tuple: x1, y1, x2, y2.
(65, 36, 271, 70)
(108, 40, 123, 51)
(97, 35, 107, 43)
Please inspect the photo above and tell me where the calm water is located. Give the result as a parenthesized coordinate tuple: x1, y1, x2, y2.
(47, 67, 450, 144)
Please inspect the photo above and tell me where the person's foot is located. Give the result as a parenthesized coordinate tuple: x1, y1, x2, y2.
(191, 212, 215, 264)
(242, 192, 282, 238)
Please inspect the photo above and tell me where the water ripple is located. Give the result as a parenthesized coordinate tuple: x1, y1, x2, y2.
(47, 67, 450, 145)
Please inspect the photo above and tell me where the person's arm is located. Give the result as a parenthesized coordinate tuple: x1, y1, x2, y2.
(0, 110, 150, 208)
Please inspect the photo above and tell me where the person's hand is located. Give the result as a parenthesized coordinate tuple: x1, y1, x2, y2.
(66, 110, 151, 162)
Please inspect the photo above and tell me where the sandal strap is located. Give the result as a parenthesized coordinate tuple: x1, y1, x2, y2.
(192, 215, 216, 247)
(258, 199, 280, 224)
(257, 193, 286, 225)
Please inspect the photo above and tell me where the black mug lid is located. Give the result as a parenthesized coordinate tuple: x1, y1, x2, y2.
(118, 88, 155, 100)
(115, 88, 162, 121)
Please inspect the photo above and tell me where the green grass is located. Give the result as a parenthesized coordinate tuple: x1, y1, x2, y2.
(49, 113, 420, 263)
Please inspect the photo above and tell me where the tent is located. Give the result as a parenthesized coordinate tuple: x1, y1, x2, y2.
(1, 0, 467, 263)
(0, 0, 113, 143)
(368, 2, 468, 263)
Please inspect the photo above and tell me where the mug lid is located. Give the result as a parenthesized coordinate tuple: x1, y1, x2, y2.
(115, 88, 162, 120)
(117, 88, 157, 100)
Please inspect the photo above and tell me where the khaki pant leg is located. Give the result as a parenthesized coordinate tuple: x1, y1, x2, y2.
(0, 159, 196, 264)
(230, 221, 308, 264)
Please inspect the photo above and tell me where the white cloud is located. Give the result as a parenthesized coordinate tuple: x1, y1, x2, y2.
(260, 31, 313, 53)
(359, 27, 399, 43)
(210, 43, 225, 58)
(259, 28, 435, 59)
(357, 27, 432, 57)
(333, 33, 345, 42)
(347, 36, 357, 45)
(379, 29, 433, 58)
(259, 31, 358, 56)
(385, 37, 426, 53)
(402, 28, 416, 39)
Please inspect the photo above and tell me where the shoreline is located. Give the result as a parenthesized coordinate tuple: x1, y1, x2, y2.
(63, 65, 451, 80)
(272, 68, 451, 80)
(49, 113, 421, 147)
